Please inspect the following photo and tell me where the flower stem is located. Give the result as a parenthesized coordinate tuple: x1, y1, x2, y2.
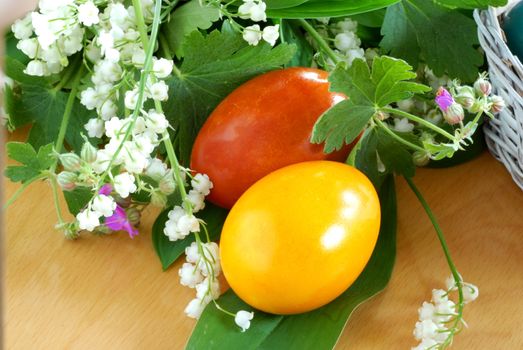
(54, 65, 86, 156)
(3, 173, 47, 209)
(296, 19, 340, 64)
(132, 0, 150, 48)
(49, 172, 66, 225)
(404, 176, 465, 347)
(381, 107, 456, 141)
(374, 118, 426, 152)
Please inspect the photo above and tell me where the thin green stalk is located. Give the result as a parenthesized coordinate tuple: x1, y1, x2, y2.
(375, 118, 426, 152)
(3, 173, 47, 209)
(53, 57, 80, 92)
(54, 65, 86, 156)
(49, 173, 65, 225)
(132, 0, 150, 48)
(381, 107, 456, 141)
(296, 19, 339, 64)
(404, 176, 465, 347)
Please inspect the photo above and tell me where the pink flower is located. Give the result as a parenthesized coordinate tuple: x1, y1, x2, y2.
(435, 87, 454, 112)
(105, 205, 138, 238)
(99, 183, 113, 195)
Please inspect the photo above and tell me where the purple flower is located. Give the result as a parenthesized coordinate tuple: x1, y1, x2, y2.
(99, 184, 113, 196)
(105, 205, 139, 238)
(435, 87, 454, 112)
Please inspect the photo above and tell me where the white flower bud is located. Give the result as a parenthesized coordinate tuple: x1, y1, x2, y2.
(474, 76, 492, 96)
(185, 242, 200, 264)
(159, 172, 176, 195)
(24, 60, 47, 76)
(78, 1, 100, 27)
(92, 194, 116, 217)
(185, 190, 205, 213)
(417, 302, 436, 321)
(124, 89, 139, 110)
(455, 86, 475, 109)
(113, 172, 137, 198)
(191, 173, 213, 196)
(57, 171, 77, 191)
(84, 118, 105, 138)
(150, 190, 167, 207)
(59, 152, 82, 171)
(184, 298, 206, 319)
(177, 214, 200, 234)
(397, 98, 415, 112)
(463, 283, 479, 303)
(334, 32, 360, 52)
(235, 310, 254, 332)
(153, 58, 174, 79)
(149, 81, 169, 101)
(243, 25, 262, 46)
(413, 319, 440, 341)
(145, 158, 167, 181)
(489, 95, 505, 113)
(179, 262, 204, 288)
(393, 118, 414, 133)
(76, 209, 101, 231)
(262, 25, 280, 46)
(17, 38, 38, 59)
(413, 151, 430, 167)
(443, 103, 464, 125)
(195, 277, 220, 303)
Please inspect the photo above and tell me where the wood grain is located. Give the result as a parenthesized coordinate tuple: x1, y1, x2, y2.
(4, 130, 523, 349)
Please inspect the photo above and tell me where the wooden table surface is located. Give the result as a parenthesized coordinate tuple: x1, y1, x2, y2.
(4, 130, 523, 349)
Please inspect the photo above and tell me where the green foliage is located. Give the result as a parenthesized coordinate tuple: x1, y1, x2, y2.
(311, 57, 429, 153)
(354, 127, 417, 189)
(152, 203, 228, 270)
(266, 0, 400, 18)
(163, 0, 220, 58)
(280, 20, 314, 67)
(187, 176, 397, 350)
(63, 187, 93, 215)
(164, 29, 296, 165)
(435, 0, 507, 8)
(380, 0, 484, 82)
(4, 142, 54, 183)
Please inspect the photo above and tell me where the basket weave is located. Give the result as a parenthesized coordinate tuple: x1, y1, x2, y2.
(475, 6, 523, 190)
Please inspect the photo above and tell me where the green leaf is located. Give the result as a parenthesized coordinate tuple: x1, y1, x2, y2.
(163, 0, 220, 58)
(354, 127, 416, 187)
(435, 0, 507, 9)
(265, 0, 309, 9)
(311, 100, 374, 153)
(266, 0, 400, 18)
(4, 142, 54, 183)
(8, 83, 95, 153)
(164, 29, 295, 165)
(380, 0, 484, 82)
(187, 176, 397, 349)
(280, 20, 314, 68)
(311, 57, 429, 152)
(63, 186, 93, 216)
(350, 9, 387, 28)
(152, 203, 228, 270)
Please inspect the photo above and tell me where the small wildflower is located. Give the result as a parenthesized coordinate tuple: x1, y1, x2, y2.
(435, 87, 454, 112)
(235, 310, 254, 332)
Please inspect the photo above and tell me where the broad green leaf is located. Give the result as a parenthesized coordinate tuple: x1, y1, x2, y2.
(187, 176, 397, 349)
(164, 30, 295, 165)
(266, 0, 400, 18)
(164, 0, 220, 58)
(355, 127, 416, 186)
(4, 142, 54, 183)
(380, 0, 484, 82)
(265, 0, 309, 9)
(311, 100, 374, 153)
(311, 58, 429, 153)
(9, 84, 95, 153)
(435, 0, 507, 8)
(350, 9, 387, 28)
(152, 203, 228, 270)
(280, 20, 314, 68)
(63, 187, 93, 215)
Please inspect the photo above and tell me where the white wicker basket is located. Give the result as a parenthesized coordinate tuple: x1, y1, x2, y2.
(475, 5, 523, 190)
